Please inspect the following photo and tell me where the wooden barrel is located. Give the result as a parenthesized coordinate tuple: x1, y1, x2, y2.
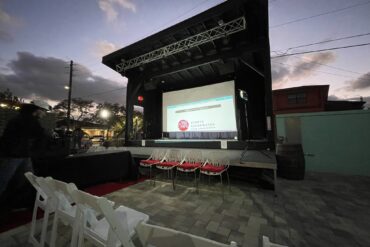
(276, 143, 305, 180)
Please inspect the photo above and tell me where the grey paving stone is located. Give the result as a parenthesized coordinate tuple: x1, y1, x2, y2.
(2, 173, 370, 247)
(206, 221, 220, 233)
(216, 226, 231, 237)
(228, 231, 244, 246)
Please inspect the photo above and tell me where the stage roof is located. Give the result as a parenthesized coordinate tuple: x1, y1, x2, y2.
(102, 0, 269, 91)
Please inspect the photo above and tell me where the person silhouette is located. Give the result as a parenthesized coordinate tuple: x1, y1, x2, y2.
(0, 100, 51, 218)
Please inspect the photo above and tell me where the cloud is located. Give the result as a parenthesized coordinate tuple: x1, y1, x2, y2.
(328, 94, 339, 100)
(98, 0, 136, 22)
(92, 40, 118, 58)
(0, 52, 127, 104)
(290, 52, 335, 80)
(349, 72, 370, 90)
(271, 52, 336, 89)
(0, 3, 22, 43)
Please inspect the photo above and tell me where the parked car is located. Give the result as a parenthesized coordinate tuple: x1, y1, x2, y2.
(90, 135, 105, 145)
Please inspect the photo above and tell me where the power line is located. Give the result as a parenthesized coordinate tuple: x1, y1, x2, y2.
(272, 61, 355, 79)
(271, 42, 370, 58)
(272, 32, 370, 54)
(270, 0, 370, 29)
(271, 48, 365, 76)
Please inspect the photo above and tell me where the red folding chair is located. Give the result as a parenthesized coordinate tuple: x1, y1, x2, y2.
(199, 151, 230, 193)
(139, 149, 167, 184)
(155, 149, 184, 190)
(175, 150, 205, 190)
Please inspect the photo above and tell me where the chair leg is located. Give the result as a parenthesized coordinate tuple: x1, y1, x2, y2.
(71, 215, 80, 247)
(29, 199, 39, 244)
(77, 222, 84, 247)
(274, 168, 277, 197)
(172, 169, 175, 190)
(50, 211, 59, 247)
(226, 170, 230, 191)
(149, 166, 152, 184)
(40, 207, 50, 247)
(220, 174, 224, 196)
(198, 172, 202, 192)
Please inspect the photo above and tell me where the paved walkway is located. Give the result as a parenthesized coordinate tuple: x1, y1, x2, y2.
(1, 172, 370, 247)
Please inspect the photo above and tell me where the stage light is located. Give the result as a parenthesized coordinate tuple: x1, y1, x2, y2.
(138, 95, 144, 102)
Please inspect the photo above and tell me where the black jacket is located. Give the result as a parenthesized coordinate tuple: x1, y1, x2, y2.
(0, 113, 47, 158)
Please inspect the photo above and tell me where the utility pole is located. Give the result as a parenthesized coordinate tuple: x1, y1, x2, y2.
(66, 60, 73, 131)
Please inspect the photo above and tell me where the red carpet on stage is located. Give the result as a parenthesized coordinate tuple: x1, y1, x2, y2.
(0, 178, 146, 234)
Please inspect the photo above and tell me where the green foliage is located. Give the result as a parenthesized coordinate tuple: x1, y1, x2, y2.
(53, 98, 95, 121)
(0, 88, 20, 102)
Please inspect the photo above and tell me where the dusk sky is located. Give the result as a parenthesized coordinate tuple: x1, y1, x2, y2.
(1, 0, 370, 106)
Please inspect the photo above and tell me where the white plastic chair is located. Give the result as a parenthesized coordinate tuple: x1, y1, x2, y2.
(71, 189, 149, 247)
(262, 236, 288, 247)
(135, 221, 238, 247)
(43, 178, 79, 247)
(24, 172, 57, 247)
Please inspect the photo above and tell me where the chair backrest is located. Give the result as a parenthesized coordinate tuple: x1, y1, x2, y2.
(164, 149, 183, 162)
(184, 149, 205, 164)
(96, 197, 135, 247)
(71, 189, 124, 246)
(24, 172, 48, 201)
(44, 178, 77, 212)
(35, 177, 59, 208)
(150, 149, 167, 161)
(135, 222, 235, 247)
(206, 151, 230, 167)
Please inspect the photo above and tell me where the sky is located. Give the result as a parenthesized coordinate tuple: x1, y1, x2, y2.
(0, 0, 370, 106)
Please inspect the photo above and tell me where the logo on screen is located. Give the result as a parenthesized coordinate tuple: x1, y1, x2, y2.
(178, 120, 189, 131)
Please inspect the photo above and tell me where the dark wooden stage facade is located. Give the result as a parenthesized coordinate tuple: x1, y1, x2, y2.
(102, 0, 273, 151)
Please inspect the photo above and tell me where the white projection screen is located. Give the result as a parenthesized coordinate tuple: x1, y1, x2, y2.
(162, 81, 238, 139)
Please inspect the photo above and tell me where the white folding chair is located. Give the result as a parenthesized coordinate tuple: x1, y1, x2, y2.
(262, 236, 288, 247)
(24, 172, 57, 247)
(96, 197, 139, 247)
(71, 189, 149, 247)
(135, 221, 238, 247)
(43, 178, 79, 247)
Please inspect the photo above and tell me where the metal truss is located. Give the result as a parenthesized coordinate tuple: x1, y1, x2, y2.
(116, 16, 246, 73)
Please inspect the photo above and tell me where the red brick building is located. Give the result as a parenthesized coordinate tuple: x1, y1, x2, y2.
(273, 85, 365, 114)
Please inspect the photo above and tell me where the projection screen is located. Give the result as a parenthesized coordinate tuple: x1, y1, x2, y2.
(162, 80, 238, 139)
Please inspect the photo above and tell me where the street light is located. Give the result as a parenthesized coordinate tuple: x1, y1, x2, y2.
(100, 109, 110, 119)
(100, 109, 111, 140)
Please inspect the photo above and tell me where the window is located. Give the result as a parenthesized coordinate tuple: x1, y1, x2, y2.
(287, 92, 307, 104)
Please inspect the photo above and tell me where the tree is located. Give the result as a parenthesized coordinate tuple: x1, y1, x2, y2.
(92, 102, 126, 137)
(53, 98, 95, 121)
(0, 88, 20, 102)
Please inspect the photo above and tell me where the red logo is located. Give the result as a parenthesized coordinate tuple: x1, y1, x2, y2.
(178, 120, 189, 131)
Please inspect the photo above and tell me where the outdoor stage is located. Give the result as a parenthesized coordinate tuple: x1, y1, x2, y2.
(126, 138, 272, 150)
